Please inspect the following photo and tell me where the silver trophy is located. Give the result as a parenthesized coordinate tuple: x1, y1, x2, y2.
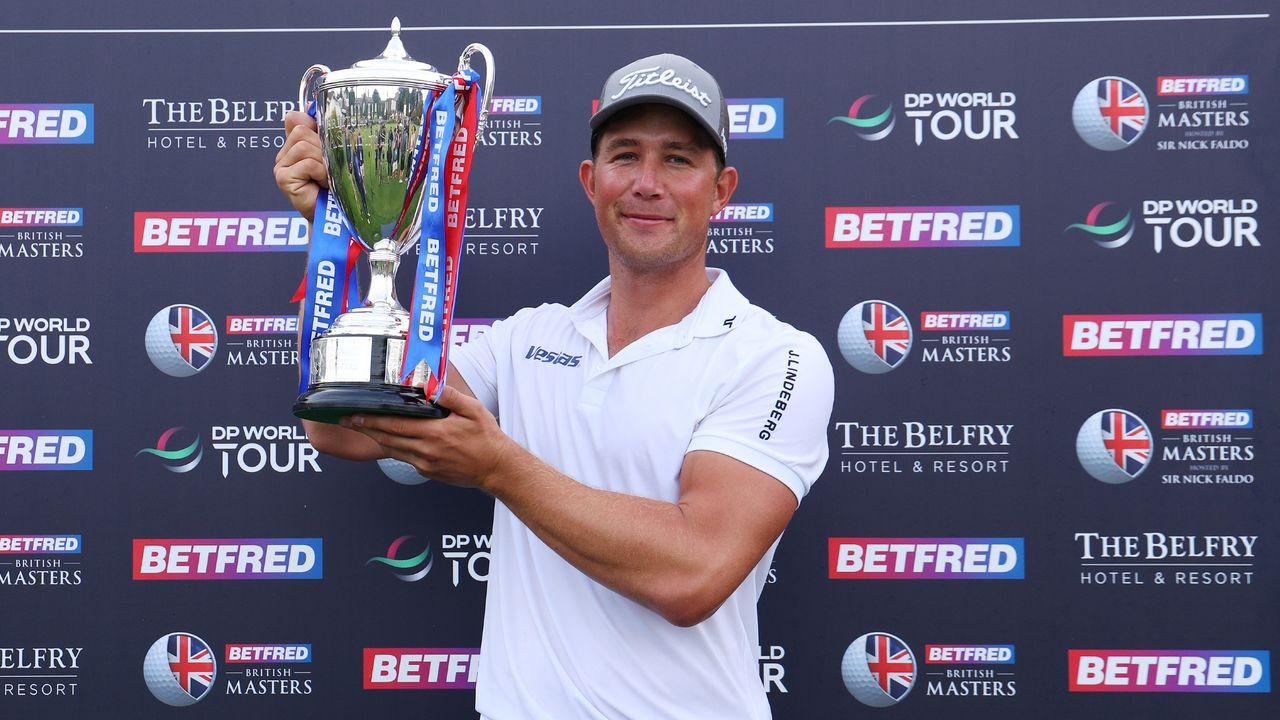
(293, 18, 493, 423)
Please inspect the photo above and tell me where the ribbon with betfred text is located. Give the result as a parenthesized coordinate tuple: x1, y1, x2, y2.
(296, 100, 361, 395)
(401, 69, 481, 401)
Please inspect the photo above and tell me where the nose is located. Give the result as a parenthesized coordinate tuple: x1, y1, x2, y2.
(630, 155, 664, 198)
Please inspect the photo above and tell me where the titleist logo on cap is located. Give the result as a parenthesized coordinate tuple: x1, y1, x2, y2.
(611, 66, 712, 107)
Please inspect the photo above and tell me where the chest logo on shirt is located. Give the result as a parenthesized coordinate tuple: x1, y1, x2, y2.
(524, 345, 582, 368)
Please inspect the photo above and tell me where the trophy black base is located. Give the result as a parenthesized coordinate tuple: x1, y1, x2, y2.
(293, 382, 450, 425)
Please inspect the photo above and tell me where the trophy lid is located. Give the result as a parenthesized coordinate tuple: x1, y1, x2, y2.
(320, 18, 450, 91)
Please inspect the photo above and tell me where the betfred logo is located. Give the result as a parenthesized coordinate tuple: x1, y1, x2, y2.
(711, 203, 773, 223)
(828, 538, 1024, 579)
(926, 645, 1015, 664)
(132, 538, 322, 580)
(134, 212, 308, 252)
(0, 104, 93, 144)
(0, 209, 82, 226)
(0, 535, 80, 553)
(1158, 75, 1249, 96)
(727, 98, 784, 139)
(826, 206, 1020, 247)
(1162, 409, 1252, 429)
(1064, 314, 1262, 355)
(225, 644, 311, 663)
(0, 430, 92, 470)
(226, 315, 297, 335)
(920, 311, 1009, 331)
(363, 648, 480, 689)
(487, 96, 541, 115)
(1069, 650, 1270, 692)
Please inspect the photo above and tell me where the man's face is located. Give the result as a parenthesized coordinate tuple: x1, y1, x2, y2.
(580, 104, 737, 274)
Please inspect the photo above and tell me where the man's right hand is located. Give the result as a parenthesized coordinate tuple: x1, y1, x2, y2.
(274, 111, 327, 222)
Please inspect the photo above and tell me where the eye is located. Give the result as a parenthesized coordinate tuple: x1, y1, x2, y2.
(667, 154, 693, 165)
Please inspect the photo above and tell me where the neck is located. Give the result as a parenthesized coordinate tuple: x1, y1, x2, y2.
(605, 258, 711, 357)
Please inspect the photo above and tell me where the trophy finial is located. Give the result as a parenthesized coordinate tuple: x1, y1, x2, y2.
(378, 17, 410, 61)
(391, 17, 401, 36)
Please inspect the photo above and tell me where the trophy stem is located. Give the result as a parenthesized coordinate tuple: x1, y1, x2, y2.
(365, 248, 402, 312)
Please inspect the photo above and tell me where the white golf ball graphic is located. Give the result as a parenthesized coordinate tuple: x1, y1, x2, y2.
(842, 632, 915, 707)
(145, 304, 217, 377)
(1076, 408, 1153, 484)
(378, 457, 428, 485)
(143, 632, 216, 707)
(1072, 76, 1147, 151)
(837, 301, 912, 374)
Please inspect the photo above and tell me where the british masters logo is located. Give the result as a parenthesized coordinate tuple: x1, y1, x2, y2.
(1076, 409, 1153, 484)
(727, 98, 784, 139)
(0, 104, 93, 144)
(134, 212, 309, 252)
(837, 301, 912, 374)
(145, 304, 217, 377)
(0, 316, 92, 367)
(477, 95, 543, 148)
(923, 644, 1018, 698)
(224, 643, 313, 696)
(708, 203, 775, 255)
(143, 632, 216, 706)
(367, 535, 433, 582)
(224, 314, 298, 368)
(1064, 314, 1262, 356)
(0, 208, 85, 260)
(827, 206, 1020, 248)
(831, 90, 1016, 145)
(0, 534, 82, 588)
(1153, 74, 1251, 151)
(1075, 532, 1257, 587)
(136, 427, 203, 473)
(841, 632, 916, 707)
(1070, 650, 1269, 693)
(0, 431, 92, 471)
(1159, 409, 1255, 485)
(364, 648, 480, 690)
(829, 538, 1024, 579)
(142, 96, 297, 151)
(1072, 77, 1148, 150)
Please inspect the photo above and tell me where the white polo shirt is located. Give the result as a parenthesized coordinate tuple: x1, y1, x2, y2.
(452, 268, 834, 720)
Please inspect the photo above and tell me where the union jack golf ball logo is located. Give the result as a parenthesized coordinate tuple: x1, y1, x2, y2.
(145, 304, 218, 377)
(842, 632, 917, 707)
(143, 632, 217, 706)
(1076, 409, 1154, 484)
(1072, 76, 1149, 151)
(837, 300, 913, 374)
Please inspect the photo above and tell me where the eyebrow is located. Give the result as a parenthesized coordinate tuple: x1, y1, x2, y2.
(601, 137, 706, 153)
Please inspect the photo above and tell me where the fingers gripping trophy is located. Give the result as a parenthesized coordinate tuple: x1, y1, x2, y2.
(293, 18, 494, 423)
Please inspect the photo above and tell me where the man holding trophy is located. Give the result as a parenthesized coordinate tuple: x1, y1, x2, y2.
(276, 37, 833, 718)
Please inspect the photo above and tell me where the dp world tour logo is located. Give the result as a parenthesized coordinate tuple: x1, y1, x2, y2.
(367, 535, 433, 582)
(136, 427, 202, 472)
(143, 632, 216, 706)
(838, 301, 912, 374)
(842, 632, 917, 707)
(830, 95, 895, 141)
(1073, 76, 1148, 151)
(145, 304, 218, 377)
(1066, 202, 1135, 248)
(1077, 409, 1153, 484)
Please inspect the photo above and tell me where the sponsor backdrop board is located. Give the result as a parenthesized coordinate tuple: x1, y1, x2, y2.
(1, 1, 1275, 716)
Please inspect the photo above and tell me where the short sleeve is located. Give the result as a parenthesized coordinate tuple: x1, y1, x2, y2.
(688, 325, 835, 505)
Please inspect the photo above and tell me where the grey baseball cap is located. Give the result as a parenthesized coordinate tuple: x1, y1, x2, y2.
(590, 53, 728, 159)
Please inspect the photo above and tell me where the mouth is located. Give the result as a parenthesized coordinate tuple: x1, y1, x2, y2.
(620, 211, 673, 227)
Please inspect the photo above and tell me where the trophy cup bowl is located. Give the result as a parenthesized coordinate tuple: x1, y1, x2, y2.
(292, 18, 493, 423)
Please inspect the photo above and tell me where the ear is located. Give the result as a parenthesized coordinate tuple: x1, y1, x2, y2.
(579, 159, 596, 204)
(711, 165, 738, 216)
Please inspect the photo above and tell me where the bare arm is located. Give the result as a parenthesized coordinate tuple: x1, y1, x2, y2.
(346, 385, 795, 626)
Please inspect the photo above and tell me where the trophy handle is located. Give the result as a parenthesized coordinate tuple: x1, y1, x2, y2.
(457, 43, 495, 135)
(299, 64, 331, 114)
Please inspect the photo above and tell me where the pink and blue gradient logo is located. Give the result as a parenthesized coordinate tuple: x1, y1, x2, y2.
(0, 208, 83, 226)
(225, 644, 312, 663)
(132, 538, 322, 580)
(0, 430, 92, 470)
(0, 535, 81, 553)
(1161, 409, 1252, 429)
(1064, 314, 1262, 356)
(487, 96, 541, 115)
(728, 98, 784, 139)
(925, 645, 1015, 664)
(0, 104, 93, 144)
(828, 538, 1024, 579)
(827, 206, 1020, 247)
(134, 212, 309, 252)
(711, 203, 773, 223)
(1070, 650, 1270, 692)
